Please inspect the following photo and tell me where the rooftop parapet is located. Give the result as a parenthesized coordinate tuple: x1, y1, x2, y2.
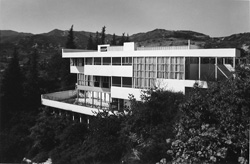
(97, 41, 199, 52)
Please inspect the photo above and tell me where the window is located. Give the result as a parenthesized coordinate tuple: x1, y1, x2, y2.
(83, 75, 93, 86)
(100, 46, 107, 52)
(112, 77, 121, 87)
(102, 76, 110, 88)
(122, 57, 132, 65)
(94, 58, 101, 65)
(77, 58, 84, 66)
(86, 58, 93, 65)
(133, 57, 156, 89)
(122, 77, 132, 88)
(78, 74, 84, 85)
(71, 58, 78, 66)
(103, 57, 111, 65)
(185, 57, 198, 80)
(93, 76, 100, 87)
(112, 57, 121, 65)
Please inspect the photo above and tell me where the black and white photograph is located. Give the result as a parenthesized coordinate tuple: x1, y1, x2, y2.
(0, 0, 249, 163)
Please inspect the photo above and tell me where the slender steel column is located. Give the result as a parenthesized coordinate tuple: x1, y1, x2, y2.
(215, 57, 218, 80)
(199, 57, 201, 80)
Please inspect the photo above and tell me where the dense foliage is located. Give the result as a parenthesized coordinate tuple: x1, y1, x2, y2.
(120, 89, 184, 163)
(168, 66, 250, 164)
(26, 89, 184, 164)
(65, 25, 77, 49)
(0, 48, 37, 162)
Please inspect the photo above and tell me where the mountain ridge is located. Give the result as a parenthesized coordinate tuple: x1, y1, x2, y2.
(0, 28, 249, 63)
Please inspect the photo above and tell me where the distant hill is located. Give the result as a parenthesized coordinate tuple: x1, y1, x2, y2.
(0, 30, 33, 44)
(130, 29, 210, 47)
(205, 33, 250, 50)
(0, 28, 249, 71)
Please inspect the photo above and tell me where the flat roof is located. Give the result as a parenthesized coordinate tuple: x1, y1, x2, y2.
(62, 48, 240, 58)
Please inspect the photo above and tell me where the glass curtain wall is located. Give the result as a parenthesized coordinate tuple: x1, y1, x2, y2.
(133, 57, 184, 89)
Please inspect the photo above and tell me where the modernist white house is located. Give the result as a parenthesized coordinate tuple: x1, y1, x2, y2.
(41, 42, 241, 117)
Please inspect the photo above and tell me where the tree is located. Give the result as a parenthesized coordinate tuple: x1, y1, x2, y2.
(126, 33, 130, 42)
(168, 66, 250, 164)
(101, 26, 106, 44)
(0, 48, 35, 163)
(94, 31, 100, 50)
(121, 89, 184, 163)
(24, 48, 41, 111)
(78, 113, 125, 164)
(61, 25, 77, 90)
(111, 33, 117, 46)
(87, 34, 94, 50)
(119, 33, 125, 45)
(65, 25, 76, 49)
(29, 108, 89, 164)
(1, 48, 24, 128)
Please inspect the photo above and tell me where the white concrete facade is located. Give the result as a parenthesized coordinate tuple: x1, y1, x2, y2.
(84, 65, 132, 77)
(41, 42, 241, 116)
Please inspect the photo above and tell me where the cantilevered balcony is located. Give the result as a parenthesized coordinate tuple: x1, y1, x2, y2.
(41, 90, 109, 116)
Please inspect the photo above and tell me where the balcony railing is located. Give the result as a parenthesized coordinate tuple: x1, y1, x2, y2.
(42, 90, 77, 101)
(63, 49, 96, 53)
(42, 90, 111, 113)
(107, 46, 123, 51)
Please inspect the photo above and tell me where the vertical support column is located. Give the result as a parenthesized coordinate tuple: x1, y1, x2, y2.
(121, 77, 123, 87)
(163, 57, 166, 79)
(233, 57, 235, 69)
(143, 57, 145, 88)
(72, 114, 74, 121)
(100, 76, 102, 88)
(77, 89, 79, 103)
(199, 57, 201, 80)
(132, 57, 134, 88)
(84, 91, 87, 106)
(100, 92, 102, 109)
(111, 76, 113, 88)
(87, 117, 90, 129)
(92, 91, 94, 108)
(91, 75, 94, 87)
(184, 57, 186, 80)
(169, 57, 171, 79)
(80, 115, 82, 123)
(118, 99, 120, 111)
(223, 58, 225, 65)
(156, 57, 158, 79)
(215, 57, 218, 80)
(109, 93, 112, 109)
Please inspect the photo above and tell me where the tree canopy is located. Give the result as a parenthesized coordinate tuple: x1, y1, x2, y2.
(168, 66, 250, 164)
(101, 26, 106, 44)
(65, 25, 76, 49)
(87, 34, 94, 50)
(61, 25, 77, 90)
(1, 48, 24, 127)
(24, 48, 41, 112)
(111, 33, 117, 45)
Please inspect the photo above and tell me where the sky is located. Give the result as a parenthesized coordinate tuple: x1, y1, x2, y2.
(0, 0, 249, 37)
